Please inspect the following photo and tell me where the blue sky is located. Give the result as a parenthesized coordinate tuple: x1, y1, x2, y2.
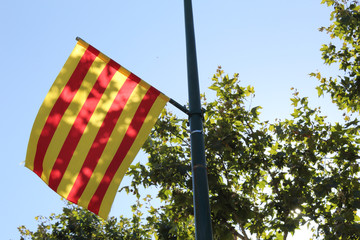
(0, 1, 343, 239)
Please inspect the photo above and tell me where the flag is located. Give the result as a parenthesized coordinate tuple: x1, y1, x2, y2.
(25, 38, 169, 219)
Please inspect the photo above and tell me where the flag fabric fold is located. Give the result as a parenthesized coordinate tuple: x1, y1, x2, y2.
(25, 39, 169, 219)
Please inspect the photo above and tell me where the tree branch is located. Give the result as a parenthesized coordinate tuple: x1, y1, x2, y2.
(221, 219, 245, 240)
(239, 223, 250, 240)
(284, 231, 288, 240)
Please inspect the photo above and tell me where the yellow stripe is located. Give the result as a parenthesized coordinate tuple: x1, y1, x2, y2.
(77, 39, 110, 64)
(56, 68, 131, 198)
(76, 39, 89, 49)
(77, 82, 150, 208)
(159, 93, 170, 103)
(40, 56, 109, 184)
(98, 95, 168, 218)
(25, 43, 87, 171)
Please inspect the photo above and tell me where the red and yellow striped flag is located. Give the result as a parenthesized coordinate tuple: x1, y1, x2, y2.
(25, 39, 169, 219)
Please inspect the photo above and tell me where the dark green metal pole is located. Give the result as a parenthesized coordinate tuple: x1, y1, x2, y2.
(183, 1, 213, 239)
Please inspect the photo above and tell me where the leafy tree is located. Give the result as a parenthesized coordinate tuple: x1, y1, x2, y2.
(19, 1, 360, 239)
(128, 66, 360, 239)
(313, 0, 360, 113)
(18, 200, 154, 240)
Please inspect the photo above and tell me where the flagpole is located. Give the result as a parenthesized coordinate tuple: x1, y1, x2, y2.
(169, 98, 189, 115)
(183, 1, 213, 239)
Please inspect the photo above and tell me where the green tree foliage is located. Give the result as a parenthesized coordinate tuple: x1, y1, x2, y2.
(128, 67, 360, 239)
(313, 0, 360, 113)
(18, 200, 154, 240)
(19, 1, 360, 239)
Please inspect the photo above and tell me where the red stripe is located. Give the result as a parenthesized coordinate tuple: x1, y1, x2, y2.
(87, 86, 161, 214)
(33, 46, 99, 178)
(48, 60, 121, 191)
(66, 73, 141, 203)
